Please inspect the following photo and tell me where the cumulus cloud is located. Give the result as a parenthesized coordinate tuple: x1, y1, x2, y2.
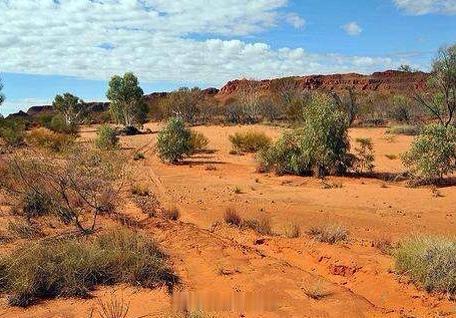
(341, 22, 363, 36)
(394, 0, 456, 15)
(0, 0, 398, 87)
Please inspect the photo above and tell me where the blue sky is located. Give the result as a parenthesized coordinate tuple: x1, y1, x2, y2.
(1, 0, 455, 115)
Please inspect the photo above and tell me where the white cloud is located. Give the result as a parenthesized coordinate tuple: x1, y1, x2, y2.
(394, 0, 456, 15)
(285, 13, 306, 29)
(0, 0, 398, 89)
(341, 22, 362, 36)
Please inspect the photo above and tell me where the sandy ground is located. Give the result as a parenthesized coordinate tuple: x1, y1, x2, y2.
(1, 123, 455, 318)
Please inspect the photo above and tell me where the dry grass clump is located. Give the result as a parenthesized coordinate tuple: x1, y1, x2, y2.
(229, 131, 271, 154)
(164, 207, 180, 221)
(223, 207, 242, 226)
(189, 131, 209, 154)
(282, 222, 301, 238)
(95, 296, 129, 318)
(0, 229, 177, 307)
(242, 216, 273, 236)
(131, 183, 149, 197)
(26, 127, 75, 153)
(7, 220, 43, 239)
(386, 125, 420, 136)
(385, 154, 398, 160)
(372, 237, 393, 255)
(307, 224, 349, 244)
(395, 235, 456, 297)
(301, 279, 332, 300)
(133, 152, 145, 161)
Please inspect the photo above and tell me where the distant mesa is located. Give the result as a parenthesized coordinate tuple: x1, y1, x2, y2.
(7, 70, 428, 119)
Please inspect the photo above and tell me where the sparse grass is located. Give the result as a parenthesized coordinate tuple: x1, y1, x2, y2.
(96, 296, 129, 318)
(0, 228, 177, 307)
(7, 220, 43, 239)
(131, 183, 149, 197)
(229, 131, 271, 154)
(26, 127, 75, 153)
(372, 237, 393, 255)
(223, 207, 242, 226)
(189, 131, 209, 154)
(282, 222, 301, 238)
(242, 216, 273, 236)
(301, 279, 332, 300)
(233, 186, 242, 194)
(320, 180, 343, 189)
(164, 207, 180, 221)
(133, 152, 145, 161)
(385, 154, 398, 160)
(307, 224, 349, 244)
(394, 235, 456, 297)
(386, 125, 421, 136)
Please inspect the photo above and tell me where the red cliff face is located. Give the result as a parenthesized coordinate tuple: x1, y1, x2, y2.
(216, 70, 429, 102)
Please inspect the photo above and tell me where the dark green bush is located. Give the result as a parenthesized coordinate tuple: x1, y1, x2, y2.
(0, 229, 177, 307)
(49, 115, 79, 135)
(395, 236, 456, 297)
(229, 131, 271, 153)
(156, 117, 192, 163)
(0, 119, 25, 147)
(95, 125, 119, 150)
(258, 93, 351, 177)
(402, 124, 456, 183)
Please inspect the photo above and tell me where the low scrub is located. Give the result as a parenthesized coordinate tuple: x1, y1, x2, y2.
(189, 130, 209, 154)
(0, 229, 177, 307)
(0, 120, 25, 148)
(95, 124, 119, 150)
(353, 138, 375, 174)
(157, 117, 192, 164)
(242, 216, 273, 236)
(229, 131, 271, 153)
(386, 125, 421, 136)
(26, 128, 75, 153)
(282, 222, 301, 238)
(307, 224, 349, 244)
(224, 207, 242, 226)
(395, 236, 455, 297)
(402, 124, 456, 184)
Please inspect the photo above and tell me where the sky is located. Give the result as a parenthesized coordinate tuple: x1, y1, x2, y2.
(0, 0, 455, 115)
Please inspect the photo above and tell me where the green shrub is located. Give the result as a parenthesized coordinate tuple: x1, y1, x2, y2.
(259, 93, 350, 177)
(189, 130, 209, 154)
(395, 236, 456, 296)
(49, 115, 79, 135)
(156, 117, 192, 163)
(0, 120, 25, 147)
(26, 128, 75, 152)
(95, 125, 119, 150)
(19, 190, 52, 219)
(353, 138, 375, 174)
(386, 125, 421, 136)
(307, 224, 349, 244)
(229, 131, 271, 153)
(402, 124, 456, 183)
(0, 229, 177, 307)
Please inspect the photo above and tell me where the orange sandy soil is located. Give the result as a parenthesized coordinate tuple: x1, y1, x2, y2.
(1, 123, 455, 318)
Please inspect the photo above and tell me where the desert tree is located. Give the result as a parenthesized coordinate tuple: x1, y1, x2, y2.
(414, 44, 456, 127)
(52, 93, 85, 127)
(159, 87, 204, 124)
(398, 64, 419, 73)
(269, 77, 310, 122)
(107, 72, 147, 128)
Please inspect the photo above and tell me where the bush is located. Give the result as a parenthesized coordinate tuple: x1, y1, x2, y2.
(386, 125, 421, 136)
(241, 216, 273, 235)
(133, 152, 145, 161)
(156, 117, 192, 164)
(189, 130, 209, 154)
(229, 131, 271, 153)
(402, 124, 456, 183)
(18, 190, 52, 219)
(164, 207, 180, 221)
(26, 128, 75, 152)
(0, 120, 25, 147)
(49, 115, 79, 135)
(224, 207, 242, 226)
(95, 125, 119, 150)
(259, 93, 351, 177)
(395, 236, 455, 297)
(307, 224, 349, 244)
(353, 138, 375, 174)
(0, 229, 177, 307)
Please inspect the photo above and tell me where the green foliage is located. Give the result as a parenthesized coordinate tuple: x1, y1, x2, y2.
(353, 138, 375, 174)
(52, 93, 85, 127)
(26, 128, 76, 153)
(389, 95, 415, 123)
(259, 93, 350, 177)
(0, 119, 25, 147)
(156, 117, 192, 163)
(95, 125, 119, 150)
(189, 130, 209, 154)
(0, 229, 177, 307)
(159, 87, 204, 124)
(395, 236, 456, 296)
(107, 72, 147, 128)
(402, 124, 456, 183)
(49, 114, 79, 134)
(229, 130, 271, 153)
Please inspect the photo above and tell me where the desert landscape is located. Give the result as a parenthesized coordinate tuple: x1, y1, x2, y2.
(1, 1, 456, 318)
